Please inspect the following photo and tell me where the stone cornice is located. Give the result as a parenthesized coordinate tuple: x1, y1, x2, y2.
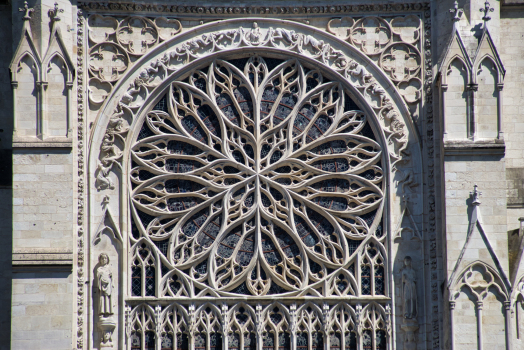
(79, 1, 429, 15)
(443, 139, 505, 156)
(12, 248, 74, 266)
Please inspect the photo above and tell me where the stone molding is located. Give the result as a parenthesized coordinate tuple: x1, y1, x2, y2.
(79, 1, 429, 15)
(443, 139, 505, 156)
(12, 140, 73, 148)
(12, 248, 74, 266)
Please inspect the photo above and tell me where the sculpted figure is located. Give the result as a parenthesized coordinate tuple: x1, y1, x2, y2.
(347, 61, 372, 84)
(271, 27, 299, 43)
(401, 256, 417, 319)
(96, 160, 114, 191)
(97, 253, 113, 316)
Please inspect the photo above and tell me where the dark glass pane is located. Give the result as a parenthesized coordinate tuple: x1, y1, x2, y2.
(161, 333, 173, 350)
(312, 333, 324, 350)
(296, 333, 308, 350)
(278, 332, 291, 350)
(376, 330, 387, 350)
(145, 331, 155, 350)
(210, 333, 223, 350)
(145, 266, 155, 297)
(154, 94, 169, 112)
(363, 330, 372, 350)
(361, 265, 371, 295)
(375, 265, 385, 295)
(330, 333, 342, 350)
(244, 333, 256, 350)
(131, 333, 141, 350)
(195, 333, 206, 350)
(262, 333, 274, 350)
(176, 333, 189, 350)
(346, 332, 357, 350)
(131, 267, 141, 296)
(228, 333, 240, 350)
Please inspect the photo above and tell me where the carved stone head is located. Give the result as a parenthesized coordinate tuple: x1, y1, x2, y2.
(99, 253, 110, 266)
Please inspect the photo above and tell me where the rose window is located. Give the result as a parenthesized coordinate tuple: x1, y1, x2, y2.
(130, 55, 384, 297)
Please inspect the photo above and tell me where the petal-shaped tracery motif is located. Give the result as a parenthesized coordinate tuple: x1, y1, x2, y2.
(130, 56, 384, 296)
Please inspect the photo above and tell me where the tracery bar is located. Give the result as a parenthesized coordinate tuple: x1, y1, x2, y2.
(126, 301, 391, 350)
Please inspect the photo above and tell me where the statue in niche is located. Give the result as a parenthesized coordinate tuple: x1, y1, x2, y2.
(96, 253, 116, 348)
(96, 253, 113, 316)
(401, 256, 417, 319)
(400, 256, 419, 350)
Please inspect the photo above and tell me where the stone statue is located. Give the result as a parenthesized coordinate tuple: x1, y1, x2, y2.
(401, 256, 417, 319)
(96, 253, 113, 316)
(400, 256, 419, 349)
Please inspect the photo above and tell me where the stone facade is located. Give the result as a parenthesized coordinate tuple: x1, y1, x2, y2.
(2, 1, 524, 350)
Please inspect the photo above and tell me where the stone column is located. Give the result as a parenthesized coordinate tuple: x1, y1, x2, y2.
(449, 301, 456, 350)
(496, 83, 504, 140)
(440, 83, 448, 141)
(467, 84, 478, 140)
(476, 300, 483, 350)
(504, 301, 511, 350)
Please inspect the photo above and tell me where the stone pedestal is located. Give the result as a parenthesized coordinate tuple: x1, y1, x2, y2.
(401, 319, 419, 350)
(98, 316, 116, 349)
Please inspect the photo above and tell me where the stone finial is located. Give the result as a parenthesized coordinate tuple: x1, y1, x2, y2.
(48, 2, 64, 22)
(449, 1, 463, 22)
(19, 1, 34, 21)
(480, 1, 494, 22)
(470, 184, 482, 206)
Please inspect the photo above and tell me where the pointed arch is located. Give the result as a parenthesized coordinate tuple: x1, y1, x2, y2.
(361, 302, 388, 350)
(130, 238, 159, 297)
(42, 25, 75, 82)
(128, 303, 157, 350)
(472, 27, 505, 86)
(159, 303, 190, 350)
(449, 260, 509, 301)
(227, 303, 257, 350)
(261, 302, 291, 350)
(475, 56, 499, 139)
(328, 302, 358, 350)
(296, 302, 325, 350)
(193, 302, 223, 350)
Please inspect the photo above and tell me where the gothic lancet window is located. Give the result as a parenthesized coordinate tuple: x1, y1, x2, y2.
(128, 54, 387, 349)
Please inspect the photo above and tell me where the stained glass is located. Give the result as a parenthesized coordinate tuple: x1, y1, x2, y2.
(129, 56, 388, 348)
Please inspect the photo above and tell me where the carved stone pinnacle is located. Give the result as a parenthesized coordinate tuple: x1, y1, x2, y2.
(449, 1, 463, 22)
(19, 1, 34, 21)
(470, 184, 482, 206)
(49, 2, 64, 22)
(480, 1, 494, 22)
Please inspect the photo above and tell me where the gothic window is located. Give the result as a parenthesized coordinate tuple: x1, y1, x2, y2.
(128, 54, 388, 349)
(130, 305, 156, 350)
(296, 304, 324, 350)
(329, 302, 357, 350)
(131, 241, 156, 297)
(228, 304, 257, 350)
(160, 304, 189, 350)
(361, 303, 388, 350)
(193, 304, 223, 350)
(360, 242, 386, 296)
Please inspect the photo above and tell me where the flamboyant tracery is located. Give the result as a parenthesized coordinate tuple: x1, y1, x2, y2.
(128, 55, 388, 349)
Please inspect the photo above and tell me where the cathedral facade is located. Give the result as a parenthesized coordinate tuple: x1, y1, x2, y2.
(3, 1, 524, 349)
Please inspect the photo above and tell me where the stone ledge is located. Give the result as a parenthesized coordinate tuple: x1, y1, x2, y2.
(502, 0, 524, 6)
(444, 140, 505, 156)
(12, 248, 73, 266)
(13, 141, 72, 148)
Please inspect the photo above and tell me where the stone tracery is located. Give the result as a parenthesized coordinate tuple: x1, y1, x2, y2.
(81, 12, 429, 349)
(130, 55, 386, 298)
